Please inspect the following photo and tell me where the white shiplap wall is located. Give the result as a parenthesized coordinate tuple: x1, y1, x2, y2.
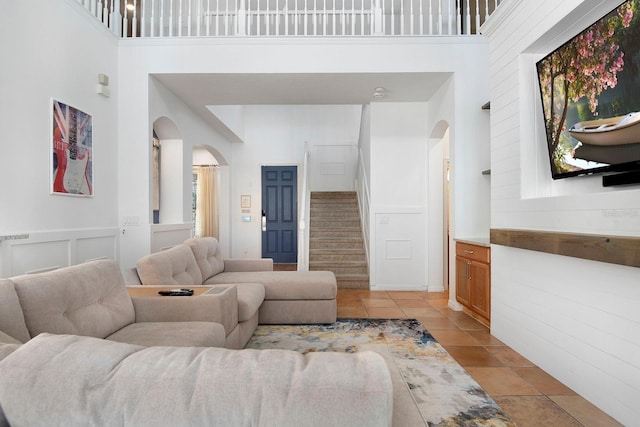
(483, 1, 640, 425)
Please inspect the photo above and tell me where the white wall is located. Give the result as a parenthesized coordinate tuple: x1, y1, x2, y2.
(230, 105, 362, 258)
(369, 102, 429, 289)
(118, 73, 235, 268)
(484, 1, 640, 424)
(0, 0, 120, 277)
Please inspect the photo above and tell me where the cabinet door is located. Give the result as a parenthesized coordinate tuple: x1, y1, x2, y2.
(455, 257, 470, 306)
(469, 261, 490, 320)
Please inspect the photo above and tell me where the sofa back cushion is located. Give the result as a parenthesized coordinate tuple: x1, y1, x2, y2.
(136, 244, 203, 286)
(184, 237, 225, 281)
(0, 279, 31, 343)
(11, 260, 135, 339)
(0, 334, 393, 427)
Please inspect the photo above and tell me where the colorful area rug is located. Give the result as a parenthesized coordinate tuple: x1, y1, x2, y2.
(246, 318, 515, 427)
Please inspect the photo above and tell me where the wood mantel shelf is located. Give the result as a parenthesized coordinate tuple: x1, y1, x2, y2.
(490, 229, 640, 268)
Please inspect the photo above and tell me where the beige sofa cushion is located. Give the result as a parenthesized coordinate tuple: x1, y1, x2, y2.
(184, 237, 225, 281)
(11, 260, 135, 339)
(206, 271, 337, 300)
(136, 244, 203, 286)
(0, 279, 30, 343)
(0, 334, 393, 427)
(210, 284, 265, 322)
(107, 322, 225, 347)
(0, 331, 21, 362)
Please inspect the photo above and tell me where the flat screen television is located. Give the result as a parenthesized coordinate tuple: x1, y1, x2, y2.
(536, 0, 640, 180)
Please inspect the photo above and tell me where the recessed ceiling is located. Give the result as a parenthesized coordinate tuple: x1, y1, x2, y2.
(154, 72, 451, 106)
(152, 72, 451, 135)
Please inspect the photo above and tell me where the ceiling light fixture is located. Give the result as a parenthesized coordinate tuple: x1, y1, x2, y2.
(373, 87, 386, 99)
(126, 3, 135, 10)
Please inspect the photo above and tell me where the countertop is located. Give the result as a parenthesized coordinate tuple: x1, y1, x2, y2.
(454, 237, 490, 247)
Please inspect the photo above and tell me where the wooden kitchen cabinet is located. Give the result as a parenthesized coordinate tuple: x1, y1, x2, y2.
(455, 242, 491, 325)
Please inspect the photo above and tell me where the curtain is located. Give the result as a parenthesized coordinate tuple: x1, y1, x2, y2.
(195, 165, 219, 239)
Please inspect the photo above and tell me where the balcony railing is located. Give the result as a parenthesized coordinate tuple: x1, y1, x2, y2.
(75, 0, 501, 38)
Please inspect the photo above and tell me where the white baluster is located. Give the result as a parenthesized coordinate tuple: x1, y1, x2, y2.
(350, 0, 355, 35)
(168, 0, 173, 36)
(295, 0, 299, 35)
(475, 0, 479, 34)
(132, 0, 138, 37)
(399, 0, 403, 35)
(276, 0, 280, 35)
(187, 0, 192, 36)
(313, 0, 317, 35)
(102, 1, 109, 27)
(160, 0, 164, 36)
(485, 0, 489, 22)
(419, 0, 423, 35)
(225, 0, 229, 35)
(361, 0, 365, 35)
(382, 0, 392, 35)
(427, 0, 431, 35)
(435, 0, 440, 34)
(196, 0, 201, 36)
(178, 0, 182, 37)
(464, 0, 469, 34)
(447, 0, 451, 34)
(215, 0, 219, 36)
(123, 5, 129, 37)
(90, 0, 96, 16)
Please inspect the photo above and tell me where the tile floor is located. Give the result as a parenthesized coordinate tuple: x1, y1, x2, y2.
(336, 289, 622, 427)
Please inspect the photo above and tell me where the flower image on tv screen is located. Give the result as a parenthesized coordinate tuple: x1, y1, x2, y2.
(536, 0, 640, 179)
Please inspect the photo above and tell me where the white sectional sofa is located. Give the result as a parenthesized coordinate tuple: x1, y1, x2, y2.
(0, 258, 393, 427)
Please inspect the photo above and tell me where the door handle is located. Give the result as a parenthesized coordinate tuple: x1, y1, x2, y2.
(261, 210, 267, 232)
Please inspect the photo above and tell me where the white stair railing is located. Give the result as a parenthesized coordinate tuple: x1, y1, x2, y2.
(75, 0, 502, 38)
(297, 148, 311, 271)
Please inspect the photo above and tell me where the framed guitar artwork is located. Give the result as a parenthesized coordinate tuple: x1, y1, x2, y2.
(51, 99, 93, 197)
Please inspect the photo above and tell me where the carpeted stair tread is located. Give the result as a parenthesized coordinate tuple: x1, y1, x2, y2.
(308, 191, 369, 289)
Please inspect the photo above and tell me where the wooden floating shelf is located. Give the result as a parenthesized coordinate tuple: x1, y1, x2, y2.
(490, 228, 640, 268)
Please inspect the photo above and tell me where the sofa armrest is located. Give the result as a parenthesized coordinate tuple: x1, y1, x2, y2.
(131, 286, 239, 336)
(223, 258, 274, 272)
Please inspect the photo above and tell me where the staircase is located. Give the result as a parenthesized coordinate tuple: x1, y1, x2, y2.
(309, 192, 369, 289)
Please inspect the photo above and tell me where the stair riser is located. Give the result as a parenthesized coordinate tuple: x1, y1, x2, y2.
(336, 279, 370, 289)
(308, 253, 366, 262)
(310, 231, 361, 238)
(309, 210, 359, 218)
(311, 193, 357, 200)
(311, 266, 368, 274)
(310, 222, 362, 229)
(310, 241, 364, 250)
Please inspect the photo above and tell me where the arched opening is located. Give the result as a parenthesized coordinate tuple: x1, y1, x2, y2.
(192, 145, 220, 239)
(151, 116, 183, 225)
(428, 120, 451, 292)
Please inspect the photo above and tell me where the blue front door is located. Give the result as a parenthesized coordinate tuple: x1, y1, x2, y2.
(261, 166, 298, 263)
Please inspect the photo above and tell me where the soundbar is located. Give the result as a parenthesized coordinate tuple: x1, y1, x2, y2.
(602, 170, 640, 187)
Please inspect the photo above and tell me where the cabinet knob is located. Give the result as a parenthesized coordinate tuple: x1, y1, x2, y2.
(464, 249, 474, 254)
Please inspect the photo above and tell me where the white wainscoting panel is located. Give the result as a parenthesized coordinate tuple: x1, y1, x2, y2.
(150, 223, 193, 253)
(372, 210, 426, 290)
(0, 228, 119, 278)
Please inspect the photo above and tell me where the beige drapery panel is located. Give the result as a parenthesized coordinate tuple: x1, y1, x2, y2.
(195, 165, 219, 239)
